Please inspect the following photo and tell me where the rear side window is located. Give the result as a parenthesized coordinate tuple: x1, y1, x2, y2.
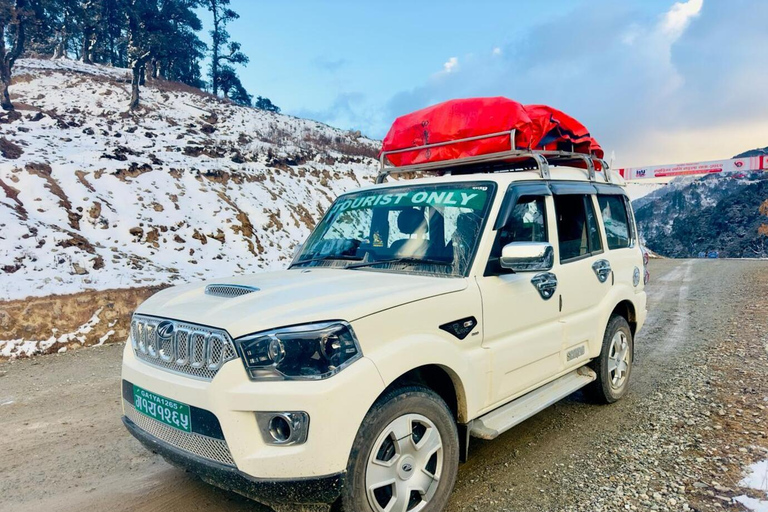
(554, 194, 602, 262)
(597, 195, 631, 249)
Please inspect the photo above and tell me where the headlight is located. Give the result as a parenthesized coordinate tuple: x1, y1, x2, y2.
(235, 321, 362, 381)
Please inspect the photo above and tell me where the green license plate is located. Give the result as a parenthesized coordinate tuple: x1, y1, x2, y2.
(133, 385, 191, 433)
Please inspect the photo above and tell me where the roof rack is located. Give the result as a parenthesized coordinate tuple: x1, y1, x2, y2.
(377, 129, 614, 185)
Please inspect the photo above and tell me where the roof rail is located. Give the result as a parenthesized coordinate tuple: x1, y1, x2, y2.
(376, 129, 613, 184)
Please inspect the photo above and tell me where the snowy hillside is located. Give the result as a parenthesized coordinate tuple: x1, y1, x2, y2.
(0, 59, 380, 302)
(634, 172, 768, 258)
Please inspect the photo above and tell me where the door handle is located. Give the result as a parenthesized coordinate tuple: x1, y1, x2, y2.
(592, 259, 612, 283)
(531, 272, 558, 300)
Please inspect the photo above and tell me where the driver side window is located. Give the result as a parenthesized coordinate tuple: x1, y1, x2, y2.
(486, 196, 548, 275)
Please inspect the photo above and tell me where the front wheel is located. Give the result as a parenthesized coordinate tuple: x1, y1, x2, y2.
(586, 314, 633, 404)
(339, 386, 459, 512)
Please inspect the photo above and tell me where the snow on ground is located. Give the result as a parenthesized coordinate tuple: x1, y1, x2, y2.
(0, 59, 380, 301)
(736, 458, 768, 511)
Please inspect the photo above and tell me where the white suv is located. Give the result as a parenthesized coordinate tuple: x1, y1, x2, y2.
(121, 150, 647, 511)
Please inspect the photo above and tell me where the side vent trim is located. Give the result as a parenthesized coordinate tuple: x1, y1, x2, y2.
(439, 316, 478, 340)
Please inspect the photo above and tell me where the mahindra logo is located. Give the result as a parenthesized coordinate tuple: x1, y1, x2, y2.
(156, 320, 174, 339)
(401, 463, 413, 473)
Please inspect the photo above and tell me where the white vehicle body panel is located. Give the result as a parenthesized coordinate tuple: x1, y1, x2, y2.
(121, 166, 647, 484)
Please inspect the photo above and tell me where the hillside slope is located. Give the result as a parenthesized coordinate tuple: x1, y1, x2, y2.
(0, 59, 380, 302)
(634, 172, 768, 258)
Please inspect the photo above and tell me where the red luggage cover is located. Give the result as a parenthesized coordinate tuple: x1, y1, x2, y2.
(525, 104, 604, 159)
(380, 97, 603, 166)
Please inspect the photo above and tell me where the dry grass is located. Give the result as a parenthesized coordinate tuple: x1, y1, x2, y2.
(0, 286, 167, 360)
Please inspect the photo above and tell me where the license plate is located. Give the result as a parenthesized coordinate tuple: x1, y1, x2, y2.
(133, 385, 191, 433)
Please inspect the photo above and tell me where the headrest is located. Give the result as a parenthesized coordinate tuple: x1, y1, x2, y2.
(397, 208, 427, 235)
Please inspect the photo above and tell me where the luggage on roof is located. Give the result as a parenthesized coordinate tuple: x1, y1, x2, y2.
(380, 97, 603, 167)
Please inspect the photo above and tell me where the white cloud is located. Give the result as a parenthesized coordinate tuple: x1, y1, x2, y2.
(660, 0, 703, 40)
(379, 0, 768, 168)
(492, 47, 502, 56)
(442, 57, 459, 73)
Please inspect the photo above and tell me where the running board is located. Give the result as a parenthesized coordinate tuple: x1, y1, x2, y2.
(469, 366, 597, 440)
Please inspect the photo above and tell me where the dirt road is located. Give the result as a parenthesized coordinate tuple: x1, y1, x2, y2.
(2, 259, 767, 512)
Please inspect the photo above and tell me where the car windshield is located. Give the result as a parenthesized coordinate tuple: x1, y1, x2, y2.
(292, 182, 495, 277)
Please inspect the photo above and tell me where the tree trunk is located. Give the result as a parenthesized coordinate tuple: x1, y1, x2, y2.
(0, 0, 27, 111)
(53, 31, 67, 59)
(1, 77, 12, 111)
(129, 61, 141, 110)
(82, 31, 95, 64)
(145, 58, 155, 81)
(210, 3, 220, 95)
(53, 11, 69, 59)
(53, 41, 65, 59)
(129, 51, 150, 111)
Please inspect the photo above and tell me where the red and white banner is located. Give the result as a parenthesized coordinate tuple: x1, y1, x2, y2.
(617, 156, 767, 180)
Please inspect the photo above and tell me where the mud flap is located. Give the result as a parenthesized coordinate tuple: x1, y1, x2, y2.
(458, 422, 471, 463)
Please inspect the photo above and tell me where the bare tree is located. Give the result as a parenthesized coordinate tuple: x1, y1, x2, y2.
(0, 0, 28, 111)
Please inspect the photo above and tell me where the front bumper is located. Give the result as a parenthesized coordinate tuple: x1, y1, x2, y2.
(123, 415, 343, 504)
(121, 342, 386, 480)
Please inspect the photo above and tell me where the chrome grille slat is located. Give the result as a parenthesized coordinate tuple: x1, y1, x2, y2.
(124, 400, 236, 467)
(131, 315, 237, 380)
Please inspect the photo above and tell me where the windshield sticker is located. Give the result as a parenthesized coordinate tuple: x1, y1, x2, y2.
(329, 188, 488, 216)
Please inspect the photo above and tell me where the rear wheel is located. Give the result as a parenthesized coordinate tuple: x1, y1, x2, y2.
(586, 314, 633, 404)
(339, 386, 459, 512)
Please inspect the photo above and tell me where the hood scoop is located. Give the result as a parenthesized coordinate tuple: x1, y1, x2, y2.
(205, 284, 260, 298)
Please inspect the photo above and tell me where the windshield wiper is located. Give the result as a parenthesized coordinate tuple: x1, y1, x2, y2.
(346, 257, 453, 270)
(290, 254, 364, 268)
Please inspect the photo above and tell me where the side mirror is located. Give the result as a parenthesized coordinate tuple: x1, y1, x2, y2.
(500, 242, 554, 272)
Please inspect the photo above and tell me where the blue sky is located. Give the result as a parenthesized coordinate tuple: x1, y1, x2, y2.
(205, 0, 768, 167)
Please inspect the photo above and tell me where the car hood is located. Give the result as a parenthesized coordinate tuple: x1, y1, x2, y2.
(135, 268, 468, 339)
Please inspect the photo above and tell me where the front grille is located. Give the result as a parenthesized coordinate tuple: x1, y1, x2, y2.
(131, 315, 238, 380)
(124, 400, 236, 467)
(205, 284, 259, 298)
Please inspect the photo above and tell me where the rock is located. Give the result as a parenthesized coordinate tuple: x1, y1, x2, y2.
(72, 263, 89, 275)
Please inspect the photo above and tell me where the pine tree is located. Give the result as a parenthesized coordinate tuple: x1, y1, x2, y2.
(49, 0, 80, 58)
(203, 0, 248, 97)
(217, 64, 250, 105)
(99, 0, 129, 66)
(150, 0, 206, 86)
(254, 95, 279, 113)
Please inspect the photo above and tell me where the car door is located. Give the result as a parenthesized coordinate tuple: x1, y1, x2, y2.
(550, 185, 612, 368)
(477, 184, 564, 407)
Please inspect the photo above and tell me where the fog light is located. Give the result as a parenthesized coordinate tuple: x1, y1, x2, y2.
(256, 411, 309, 445)
(268, 415, 292, 442)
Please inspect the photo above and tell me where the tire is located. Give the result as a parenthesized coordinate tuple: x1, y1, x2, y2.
(337, 385, 459, 512)
(586, 314, 633, 404)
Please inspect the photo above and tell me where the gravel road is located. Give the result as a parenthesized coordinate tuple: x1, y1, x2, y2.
(2, 259, 767, 512)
